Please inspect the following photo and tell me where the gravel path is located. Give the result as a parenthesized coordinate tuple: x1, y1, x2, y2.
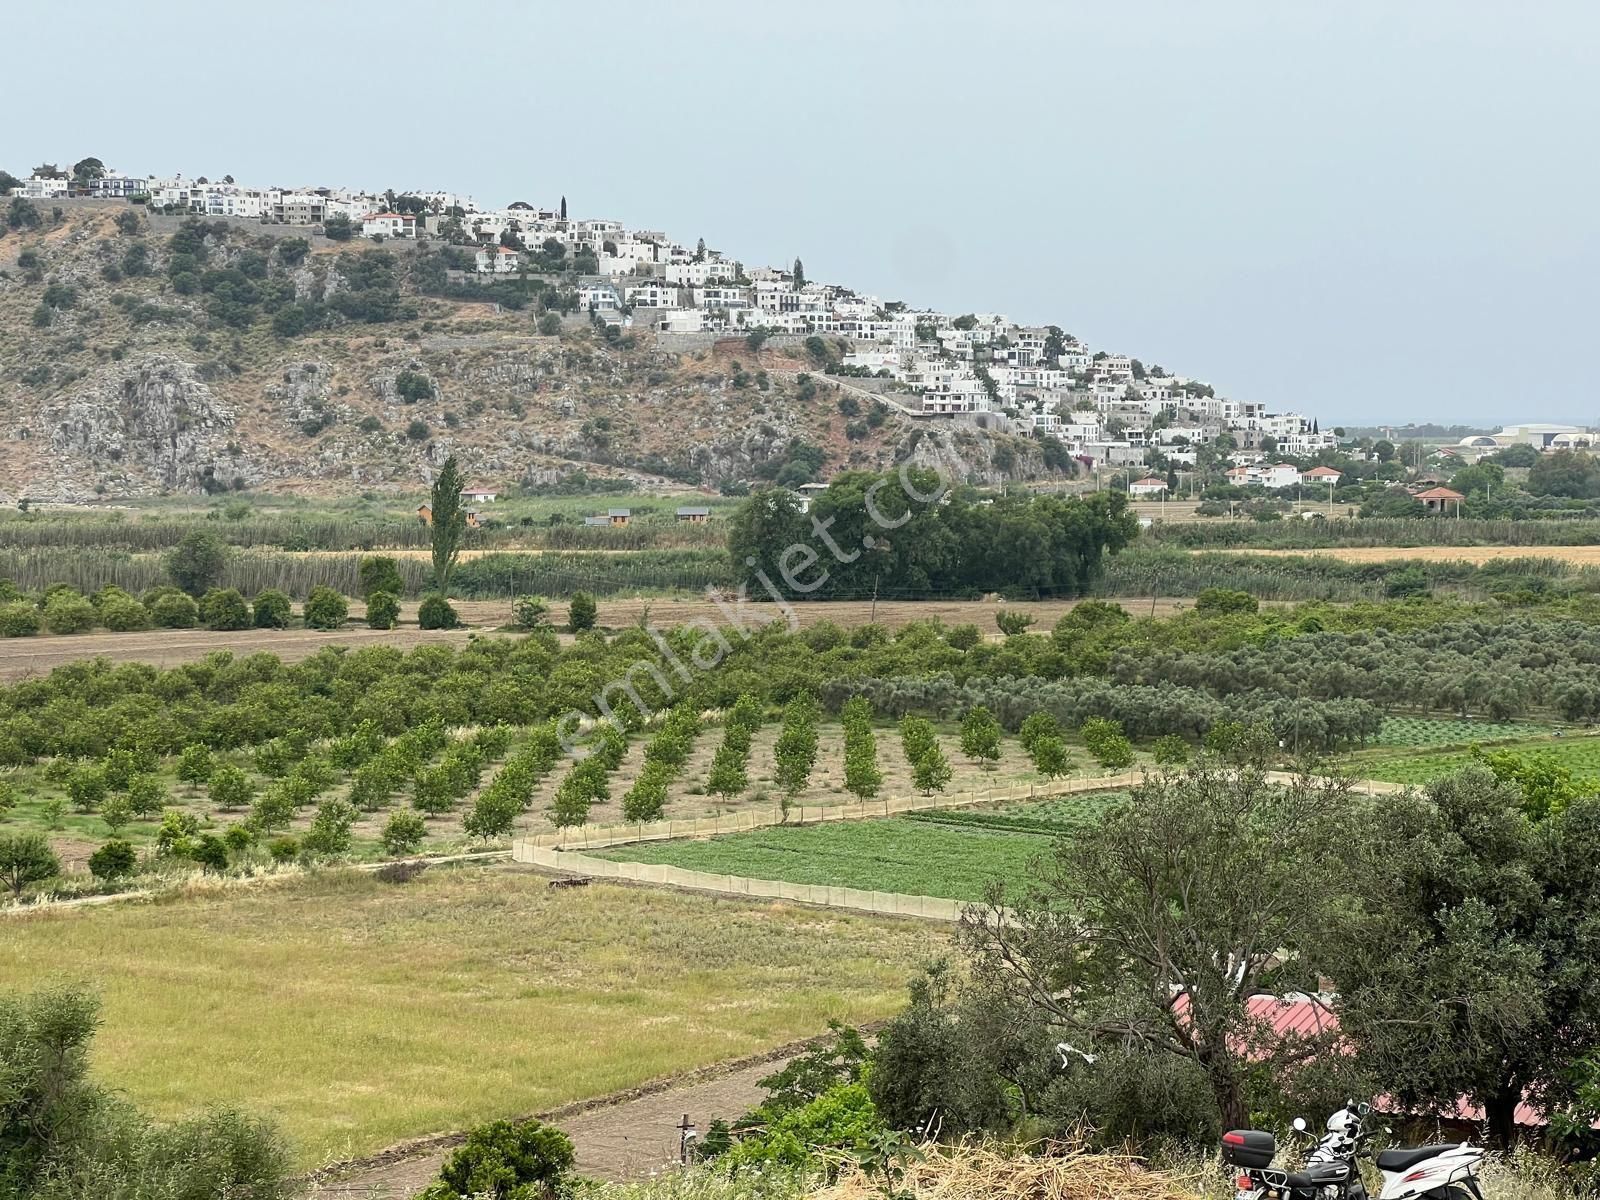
(311, 1050, 796, 1197)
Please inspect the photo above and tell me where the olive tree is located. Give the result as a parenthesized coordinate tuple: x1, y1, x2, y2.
(958, 761, 1356, 1131)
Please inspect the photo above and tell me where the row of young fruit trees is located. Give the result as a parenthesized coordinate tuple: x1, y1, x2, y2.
(2, 695, 1158, 894)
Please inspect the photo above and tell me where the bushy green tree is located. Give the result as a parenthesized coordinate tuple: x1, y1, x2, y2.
(125, 774, 168, 817)
(100, 793, 133, 835)
(1031, 735, 1071, 779)
(199, 587, 251, 630)
(567, 591, 597, 633)
(911, 746, 953, 795)
(622, 761, 671, 823)
(1152, 734, 1191, 766)
(66, 763, 108, 813)
(551, 757, 608, 826)
(165, 529, 229, 596)
(0, 601, 40, 637)
(381, 808, 428, 856)
(511, 595, 549, 630)
(250, 785, 295, 836)
(97, 588, 151, 631)
(0, 831, 60, 897)
(419, 1117, 574, 1200)
(706, 743, 748, 803)
(774, 694, 820, 796)
(87, 838, 138, 880)
(150, 591, 199, 628)
(417, 593, 457, 629)
(996, 610, 1035, 637)
(959, 705, 1002, 768)
(1330, 768, 1600, 1147)
(302, 798, 358, 856)
(207, 764, 254, 811)
(303, 586, 348, 630)
(358, 554, 404, 598)
(1081, 717, 1135, 770)
(366, 590, 401, 630)
(43, 590, 96, 634)
(176, 743, 214, 786)
(252, 588, 292, 628)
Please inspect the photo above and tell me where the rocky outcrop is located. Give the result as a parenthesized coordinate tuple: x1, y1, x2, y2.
(43, 355, 240, 496)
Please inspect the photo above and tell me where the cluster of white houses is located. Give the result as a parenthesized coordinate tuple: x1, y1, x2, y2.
(10, 164, 1341, 469)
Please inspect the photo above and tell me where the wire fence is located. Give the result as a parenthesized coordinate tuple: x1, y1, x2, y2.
(518, 847, 967, 922)
(512, 772, 1145, 854)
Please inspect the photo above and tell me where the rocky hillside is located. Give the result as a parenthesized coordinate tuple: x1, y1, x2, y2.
(0, 202, 1066, 499)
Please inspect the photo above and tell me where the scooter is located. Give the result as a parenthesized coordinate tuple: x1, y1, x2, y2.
(1372, 1141, 1486, 1200)
(1224, 1101, 1486, 1200)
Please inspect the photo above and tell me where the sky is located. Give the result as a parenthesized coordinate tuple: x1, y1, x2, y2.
(8, 0, 1599, 427)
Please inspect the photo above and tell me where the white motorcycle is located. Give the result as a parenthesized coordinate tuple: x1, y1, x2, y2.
(1225, 1101, 1487, 1200)
(1372, 1141, 1486, 1200)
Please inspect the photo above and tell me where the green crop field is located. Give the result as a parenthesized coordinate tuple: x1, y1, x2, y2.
(594, 794, 1126, 901)
(1372, 715, 1551, 747)
(1363, 736, 1600, 785)
(0, 866, 934, 1167)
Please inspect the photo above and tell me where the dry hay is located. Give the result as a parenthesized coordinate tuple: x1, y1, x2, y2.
(811, 1142, 1200, 1200)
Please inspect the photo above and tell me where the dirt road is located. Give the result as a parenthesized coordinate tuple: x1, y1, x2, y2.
(0, 596, 1198, 679)
(313, 1050, 797, 1196)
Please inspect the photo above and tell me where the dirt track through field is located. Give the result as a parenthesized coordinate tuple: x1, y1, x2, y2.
(0, 597, 1199, 679)
(314, 1049, 800, 1196)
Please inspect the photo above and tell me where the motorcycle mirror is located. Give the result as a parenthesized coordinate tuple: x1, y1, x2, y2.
(1292, 1117, 1308, 1133)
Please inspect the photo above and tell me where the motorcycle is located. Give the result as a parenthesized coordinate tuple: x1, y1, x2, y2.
(1223, 1101, 1486, 1200)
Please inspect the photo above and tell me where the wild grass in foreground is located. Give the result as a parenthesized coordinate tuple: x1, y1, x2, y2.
(0, 865, 936, 1168)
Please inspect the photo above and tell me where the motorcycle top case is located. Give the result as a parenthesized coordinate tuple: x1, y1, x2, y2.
(1222, 1130, 1276, 1169)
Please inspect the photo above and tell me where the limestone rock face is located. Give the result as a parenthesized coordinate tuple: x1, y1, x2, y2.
(45, 356, 238, 496)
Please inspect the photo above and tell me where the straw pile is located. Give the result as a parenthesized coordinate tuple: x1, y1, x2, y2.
(809, 1142, 1201, 1200)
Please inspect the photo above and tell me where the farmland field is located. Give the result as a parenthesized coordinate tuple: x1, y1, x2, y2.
(1362, 735, 1600, 785)
(1372, 715, 1552, 747)
(0, 866, 935, 1167)
(593, 793, 1127, 901)
(11, 714, 1131, 877)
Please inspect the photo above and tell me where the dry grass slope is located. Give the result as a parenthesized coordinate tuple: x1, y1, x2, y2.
(0, 865, 937, 1167)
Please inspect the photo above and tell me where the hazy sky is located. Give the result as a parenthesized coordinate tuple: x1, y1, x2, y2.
(9, 1, 1598, 426)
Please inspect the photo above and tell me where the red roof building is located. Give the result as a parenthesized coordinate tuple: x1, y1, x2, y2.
(1415, 485, 1465, 514)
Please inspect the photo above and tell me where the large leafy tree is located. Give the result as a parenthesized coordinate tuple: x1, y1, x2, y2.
(164, 529, 229, 596)
(0, 832, 60, 898)
(429, 456, 469, 593)
(958, 758, 1356, 1130)
(1329, 767, 1600, 1147)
